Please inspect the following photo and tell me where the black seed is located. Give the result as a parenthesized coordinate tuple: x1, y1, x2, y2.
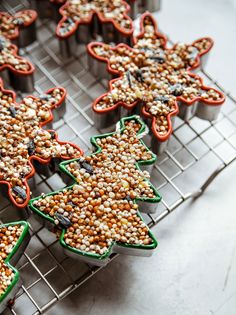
(13, 18, 24, 26)
(125, 196, 132, 202)
(68, 201, 76, 207)
(140, 47, 152, 52)
(154, 95, 169, 103)
(49, 130, 56, 139)
(9, 106, 17, 117)
(12, 186, 27, 200)
(169, 84, 184, 96)
(67, 17, 74, 24)
(0, 39, 4, 52)
(80, 161, 93, 174)
(27, 139, 35, 156)
(126, 71, 132, 88)
(149, 51, 165, 63)
(55, 212, 72, 229)
(133, 69, 144, 83)
(187, 76, 196, 84)
(39, 94, 51, 101)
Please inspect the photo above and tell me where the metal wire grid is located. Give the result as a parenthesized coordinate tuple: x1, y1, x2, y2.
(0, 0, 236, 314)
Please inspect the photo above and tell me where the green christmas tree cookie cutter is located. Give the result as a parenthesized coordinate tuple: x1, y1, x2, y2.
(0, 221, 30, 312)
(29, 115, 161, 266)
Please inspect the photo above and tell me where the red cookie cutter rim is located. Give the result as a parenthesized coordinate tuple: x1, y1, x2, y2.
(87, 12, 225, 142)
(0, 10, 38, 41)
(50, 0, 67, 4)
(136, 13, 225, 105)
(0, 80, 83, 208)
(56, 0, 134, 39)
(0, 42, 35, 76)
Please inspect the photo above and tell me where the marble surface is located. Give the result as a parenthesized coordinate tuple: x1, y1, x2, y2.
(44, 1, 236, 314)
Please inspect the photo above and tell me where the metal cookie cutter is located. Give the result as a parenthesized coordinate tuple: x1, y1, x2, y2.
(30, 0, 65, 21)
(29, 115, 161, 266)
(0, 221, 30, 313)
(88, 12, 225, 155)
(127, 0, 161, 19)
(0, 80, 83, 208)
(55, 0, 134, 58)
(0, 10, 38, 92)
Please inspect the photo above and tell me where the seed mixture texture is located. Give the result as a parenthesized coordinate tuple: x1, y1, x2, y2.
(0, 10, 37, 40)
(0, 35, 34, 73)
(31, 116, 160, 260)
(0, 80, 82, 207)
(56, 0, 133, 38)
(89, 12, 225, 141)
(0, 10, 36, 76)
(0, 224, 26, 298)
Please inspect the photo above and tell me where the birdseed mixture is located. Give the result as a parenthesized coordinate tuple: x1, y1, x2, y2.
(0, 224, 24, 297)
(90, 13, 224, 139)
(32, 119, 159, 257)
(0, 83, 82, 206)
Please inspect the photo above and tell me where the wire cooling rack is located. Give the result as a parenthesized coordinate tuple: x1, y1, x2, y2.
(1, 0, 236, 314)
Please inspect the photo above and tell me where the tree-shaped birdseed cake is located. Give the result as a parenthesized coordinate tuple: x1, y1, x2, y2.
(56, 0, 133, 41)
(29, 116, 161, 266)
(0, 221, 30, 312)
(0, 79, 83, 208)
(0, 10, 37, 90)
(88, 12, 225, 144)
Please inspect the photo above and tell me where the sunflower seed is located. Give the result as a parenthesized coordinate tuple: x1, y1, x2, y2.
(0, 39, 5, 52)
(133, 69, 144, 83)
(149, 51, 165, 63)
(27, 139, 35, 156)
(80, 161, 93, 174)
(39, 94, 51, 101)
(126, 71, 132, 88)
(12, 186, 27, 200)
(49, 130, 56, 139)
(9, 106, 17, 117)
(54, 212, 72, 229)
(13, 18, 24, 26)
(169, 84, 183, 96)
(154, 95, 169, 103)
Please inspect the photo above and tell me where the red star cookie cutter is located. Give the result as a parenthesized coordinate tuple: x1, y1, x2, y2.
(0, 79, 83, 208)
(0, 10, 37, 92)
(88, 12, 225, 154)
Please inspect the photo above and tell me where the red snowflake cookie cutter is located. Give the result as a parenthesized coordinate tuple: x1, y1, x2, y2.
(88, 12, 225, 153)
(0, 79, 83, 208)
